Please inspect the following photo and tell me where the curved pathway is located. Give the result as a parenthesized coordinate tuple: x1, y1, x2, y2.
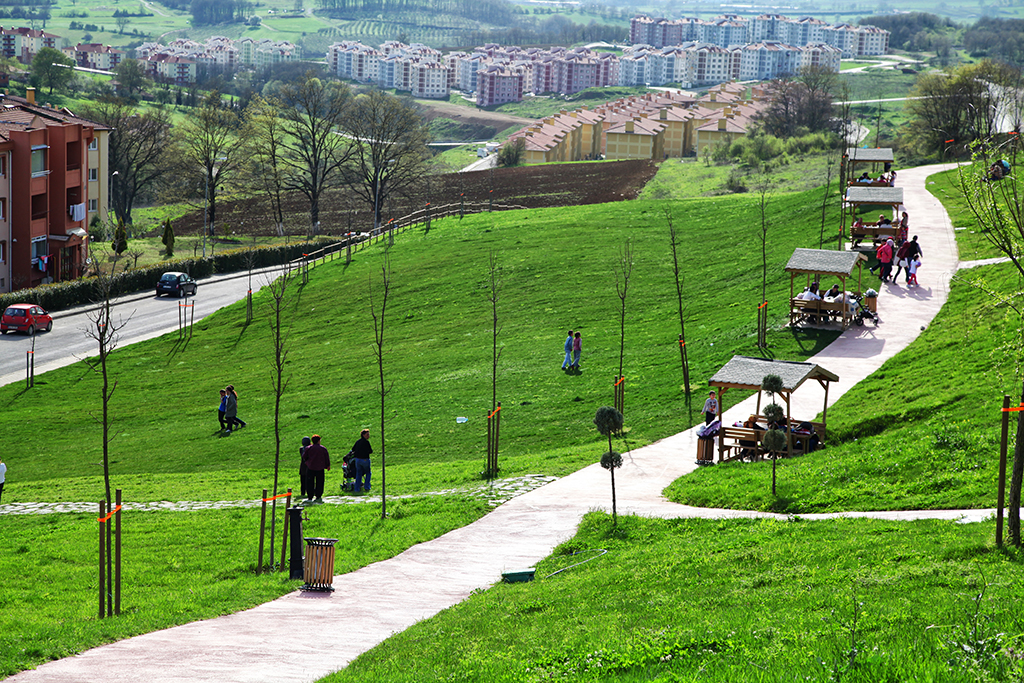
(10, 164, 1000, 683)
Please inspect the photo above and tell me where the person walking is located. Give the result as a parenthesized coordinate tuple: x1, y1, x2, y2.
(902, 236, 923, 284)
(0, 457, 6, 504)
(350, 429, 373, 493)
(571, 332, 582, 370)
(561, 330, 574, 370)
(298, 436, 311, 501)
(302, 435, 330, 504)
(224, 385, 246, 432)
(876, 239, 894, 282)
(702, 391, 718, 425)
(217, 389, 228, 431)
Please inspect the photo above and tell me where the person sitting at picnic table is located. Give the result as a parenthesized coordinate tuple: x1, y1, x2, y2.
(877, 213, 892, 227)
(888, 170, 897, 186)
(857, 172, 872, 183)
(796, 283, 822, 323)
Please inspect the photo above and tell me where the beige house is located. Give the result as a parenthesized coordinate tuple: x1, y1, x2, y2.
(605, 117, 666, 160)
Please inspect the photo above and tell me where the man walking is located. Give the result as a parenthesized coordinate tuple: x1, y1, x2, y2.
(303, 434, 330, 504)
(350, 429, 373, 493)
(561, 329, 574, 370)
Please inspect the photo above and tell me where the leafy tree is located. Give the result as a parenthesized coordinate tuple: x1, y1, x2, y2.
(276, 72, 351, 237)
(594, 406, 624, 525)
(497, 137, 525, 167)
(243, 95, 290, 237)
(756, 65, 836, 138)
(176, 92, 245, 236)
(114, 58, 151, 99)
(111, 223, 128, 255)
(80, 97, 174, 226)
(32, 46, 74, 94)
(343, 89, 430, 231)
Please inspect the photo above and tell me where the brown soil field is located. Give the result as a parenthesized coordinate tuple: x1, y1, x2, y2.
(173, 160, 660, 238)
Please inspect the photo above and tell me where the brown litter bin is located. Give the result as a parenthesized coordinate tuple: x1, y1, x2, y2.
(300, 537, 338, 592)
(696, 437, 714, 464)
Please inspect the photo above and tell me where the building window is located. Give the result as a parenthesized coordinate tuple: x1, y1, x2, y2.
(0, 240, 5, 264)
(31, 146, 47, 176)
(0, 197, 5, 220)
(88, 168, 98, 181)
(31, 235, 47, 262)
(88, 198, 97, 212)
(88, 138, 98, 151)
(0, 155, 5, 177)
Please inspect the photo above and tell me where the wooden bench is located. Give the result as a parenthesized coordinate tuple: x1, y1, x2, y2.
(850, 223, 897, 247)
(719, 425, 766, 462)
(789, 298, 849, 326)
(848, 180, 893, 188)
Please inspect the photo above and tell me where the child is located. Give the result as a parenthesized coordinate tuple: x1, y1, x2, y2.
(908, 256, 921, 286)
(217, 389, 227, 431)
(702, 390, 718, 425)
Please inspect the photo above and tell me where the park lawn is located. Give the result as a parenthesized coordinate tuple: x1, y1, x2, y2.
(0, 189, 844, 506)
(665, 260, 1021, 513)
(0, 495, 489, 678)
(322, 513, 1024, 683)
(926, 166, 1006, 261)
(839, 69, 920, 101)
(641, 151, 842, 200)
(90, 234, 304, 276)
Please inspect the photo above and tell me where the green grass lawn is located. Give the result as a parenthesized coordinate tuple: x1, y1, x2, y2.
(322, 513, 1024, 683)
(0, 496, 488, 678)
(641, 152, 844, 200)
(926, 166, 1006, 261)
(665, 259, 1020, 513)
(840, 70, 921, 101)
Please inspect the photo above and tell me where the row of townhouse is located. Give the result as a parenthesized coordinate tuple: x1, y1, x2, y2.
(630, 14, 889, 57)
(505, 82, 767, 164)
(620, 41, 841, 87)
(0, 89, 110, 294)
(327, 41, 449, 99)
(135, 37, 299, 84)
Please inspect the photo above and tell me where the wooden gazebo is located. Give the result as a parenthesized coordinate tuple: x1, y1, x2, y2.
(708, 355, 839, 461)
(844, 147, 893, 182)
(842, 185, 904, 246)
(786, 248, 868, 329)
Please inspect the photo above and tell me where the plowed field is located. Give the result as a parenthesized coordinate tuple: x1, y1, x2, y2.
(175, 160, 659, 237)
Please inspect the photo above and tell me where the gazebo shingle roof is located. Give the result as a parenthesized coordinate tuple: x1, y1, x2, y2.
(709, 355, 839, 392)
(844, 186, 904, 205)
(846, 147, 894, 163)
(785, 248, 867, 276)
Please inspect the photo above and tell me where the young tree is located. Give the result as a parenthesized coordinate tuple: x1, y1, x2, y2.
(343, 89, 430, 232)
(485, 251, 503, 477)
(161, 218, 174, 256)
(497, 137, 526, 167)
(80, 98, 175, 227)
(111, 223, 128, 255)
(276, 72, 351, 238)
(265, 270, 292, 568)
(594, 406, 624, 526)
(369, 249, 393, 519)
(85, 257, 132, 616)
(32, 47, 75, 94)
(242, 95, 289, 237)
(177, 92, 245, 237)
(614, 239, 633, 413)
(665, 209, 690, 393)
(957, 137, 1024, 546)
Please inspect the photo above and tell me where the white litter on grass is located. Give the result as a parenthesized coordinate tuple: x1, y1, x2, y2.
(456, 417, 468, 423)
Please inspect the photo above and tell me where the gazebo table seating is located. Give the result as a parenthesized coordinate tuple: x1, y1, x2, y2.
(708, 356, 838, 463)
(786, 248, 869, 329)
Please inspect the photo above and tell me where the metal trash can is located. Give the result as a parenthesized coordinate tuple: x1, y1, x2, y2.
(696, 437, 714, 464)
(300, 537, 338, 592)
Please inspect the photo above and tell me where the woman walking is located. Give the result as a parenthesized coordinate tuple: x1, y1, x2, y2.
(224, 385, 247, 432)
(571, 332, 582, 370)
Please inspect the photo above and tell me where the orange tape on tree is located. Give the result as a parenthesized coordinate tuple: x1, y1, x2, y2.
(614, 376, 625, 386)
(261, 492, 293, 502)
(487, 406, 501, 419)
(1001, 405, 1024, 412)
(98, 505, 122, 523)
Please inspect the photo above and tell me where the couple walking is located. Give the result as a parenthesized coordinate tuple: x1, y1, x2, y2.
(217, 385, 246, 433)
(561, 329, 582, 371)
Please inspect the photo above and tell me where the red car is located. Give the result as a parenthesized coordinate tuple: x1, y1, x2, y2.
(1, 303, 53, 335)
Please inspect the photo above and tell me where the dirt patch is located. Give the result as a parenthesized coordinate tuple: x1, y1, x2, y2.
(416, 99, 535, 133)
(171, 160, 660, 237)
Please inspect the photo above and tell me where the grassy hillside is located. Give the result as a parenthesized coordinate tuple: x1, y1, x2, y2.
(666, 259, 1020, 513)
(0, 190, 842, 506)
(323, 513, 1024, 683)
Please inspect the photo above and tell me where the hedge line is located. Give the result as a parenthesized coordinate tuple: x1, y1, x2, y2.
(0, 239, 336, 314)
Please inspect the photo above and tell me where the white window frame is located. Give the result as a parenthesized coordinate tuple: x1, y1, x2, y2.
(88, 167, 98, 181)
(88, 198, 97, 212)
(88, 138, 98, 151)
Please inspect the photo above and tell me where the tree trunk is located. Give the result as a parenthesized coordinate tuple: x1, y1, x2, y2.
(1009, 381, 1024, 546)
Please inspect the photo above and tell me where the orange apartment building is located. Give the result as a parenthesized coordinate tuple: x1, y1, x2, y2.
(0, 90, 109, 293)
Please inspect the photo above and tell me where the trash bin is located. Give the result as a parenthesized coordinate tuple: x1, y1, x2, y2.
(696, 437, 714, 464)
(300, 537, 338, 592)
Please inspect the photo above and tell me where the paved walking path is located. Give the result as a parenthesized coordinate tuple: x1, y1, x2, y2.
(11, 164, 1003, 683)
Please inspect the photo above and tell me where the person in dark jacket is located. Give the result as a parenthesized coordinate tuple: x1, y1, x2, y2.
(350, 429, 373, 493)
(901, 236, 923, 284)
(298, 436, 311, 500)
(303, 435, 330, 504)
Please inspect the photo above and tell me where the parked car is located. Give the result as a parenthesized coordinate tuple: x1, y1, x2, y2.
(1, 303, 53, 335)
(156, 271, 198, 298)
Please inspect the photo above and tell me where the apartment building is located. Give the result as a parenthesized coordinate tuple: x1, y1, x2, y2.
(0, 27, 58, 64)
(410, 60, 448, 99)
(61, 43, 125, 71)
(0, 90, 109, 293)
(476, 65, 524, 107)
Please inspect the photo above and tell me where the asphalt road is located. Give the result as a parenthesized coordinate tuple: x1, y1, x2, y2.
(0, 265, 290, 388)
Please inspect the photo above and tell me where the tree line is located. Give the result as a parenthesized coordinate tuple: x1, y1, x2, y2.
(315, 0, 514, 25)
(80, 72, 431, 241)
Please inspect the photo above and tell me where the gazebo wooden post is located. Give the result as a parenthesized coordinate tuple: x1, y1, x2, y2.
(716, 386, 726, 462)
(821, 379, 830, 435)
(756, 389, 762, 416)
(784, 392, 793, 458)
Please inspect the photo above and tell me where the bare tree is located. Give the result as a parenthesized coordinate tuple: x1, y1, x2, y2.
(485, 251, 503, 477)
(277, 72, 351, 238)
(264, 270, 291, 568)
(177, 92, 245, 236)
(956, 137, 1024, 545)
(80, 98, 174, 227)
(756, 167, 773, 349)
(615, 239, 633, 379)
(343, 89, 430, 232)
(243, 95, 289, 237)
(84, 257, 132, 616)
(665, 209, 690, 393)
(369, 248, 393, 519)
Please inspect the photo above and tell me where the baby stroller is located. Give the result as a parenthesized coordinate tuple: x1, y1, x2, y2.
(339, 455, 357, 492)
(851, 294, 878, 326)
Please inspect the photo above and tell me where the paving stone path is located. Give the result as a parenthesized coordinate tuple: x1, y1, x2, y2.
(0, 475, 559, 516)
(11, 163, 1015, 683)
